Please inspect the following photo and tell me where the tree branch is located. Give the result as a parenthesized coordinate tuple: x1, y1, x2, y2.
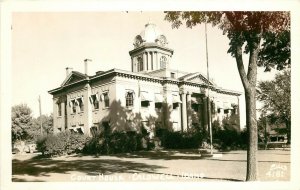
(235, 44, 250, 90)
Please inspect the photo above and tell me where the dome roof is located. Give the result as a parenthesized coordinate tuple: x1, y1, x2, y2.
(133, 23, 168, 48)
(140, 23, 163, 43)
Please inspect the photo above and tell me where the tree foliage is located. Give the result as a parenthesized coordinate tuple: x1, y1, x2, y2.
(12, 104, 54, 144)
(28, 114, 54, 142)
(32, 114, 53, 134)
(164, 11, 290, 181)
(11, 104, 33, 143)
(165, 11, 290, 71)
(257, 69, 291, 141)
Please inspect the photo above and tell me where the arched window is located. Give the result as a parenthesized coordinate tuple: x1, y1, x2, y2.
(126, 92, 134, 107)
(160, 56, 167, 69)
(137, 57, 143, 72)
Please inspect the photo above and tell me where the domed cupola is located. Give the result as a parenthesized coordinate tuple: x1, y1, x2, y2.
(129, 23, 174, 73)
(134, 23, 168, 47)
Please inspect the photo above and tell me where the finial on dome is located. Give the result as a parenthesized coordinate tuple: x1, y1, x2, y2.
(145, 18, 155, 27)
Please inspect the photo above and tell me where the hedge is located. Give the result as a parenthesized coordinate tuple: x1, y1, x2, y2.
(36, 131, 89, 157)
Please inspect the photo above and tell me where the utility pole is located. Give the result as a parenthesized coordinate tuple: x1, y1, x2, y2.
(38, 95, 43, 135)
(205, 21, 213, 155)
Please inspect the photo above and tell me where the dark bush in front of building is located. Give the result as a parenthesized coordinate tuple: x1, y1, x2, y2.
(82, 130, 147, 155)
(156, 125, 205, 149)
(36, 131, 89, 157)
(214, 127, 241, 151)
(212, 119, 248, 151)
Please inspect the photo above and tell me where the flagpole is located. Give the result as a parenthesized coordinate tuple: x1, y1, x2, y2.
(205, 21, 213, 155)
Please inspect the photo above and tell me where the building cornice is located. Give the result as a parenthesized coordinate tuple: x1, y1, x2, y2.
(49, 68, 242, 97)
(129, 43, 174, 56)
(215, 88, 242, 96)
(48, 79, 89, 95)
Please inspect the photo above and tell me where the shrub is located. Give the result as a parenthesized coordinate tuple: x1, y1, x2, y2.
(157, 125, 205, 149)
(109, 132, 129, 154)
(83, 130, 145, 155)
(36, 134, 66, 156)
(212, 122, 248, 151)
(65, 132, 89, 154)
(36, 131, 89, 157)
(82, 135, 103, 154)
(216, 127, 240, 150)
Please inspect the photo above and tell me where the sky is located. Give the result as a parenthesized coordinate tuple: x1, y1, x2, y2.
(12, 11, 279, 128)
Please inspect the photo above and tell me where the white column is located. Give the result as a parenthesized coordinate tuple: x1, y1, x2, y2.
(181, 93, 187, 131)
(61, 100, 65, 131)
(187, 93, 192, 129)
(85, 84, 93, 136)
(143, 52, 147, 72)
(156, 52, 159, 69)
(151, 52, 153, 70)
(147, 52, 151, 71)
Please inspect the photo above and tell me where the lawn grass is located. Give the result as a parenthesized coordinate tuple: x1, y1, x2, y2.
(12, 149, 290, 182)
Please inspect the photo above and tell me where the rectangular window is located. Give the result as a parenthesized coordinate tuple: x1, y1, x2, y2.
(232, 108, 236, 115)
(217, 108, 221, 113)
(155, 102, 162, 109)
(77, 126, 84, 134)
(141, 101, 150, 107)
(211, 102, 215, 114)
(126, 91, 134, 107)
(71, 99, 77, 114)
(77, 97, 84, 112)
(192, 103, 199, 112)
(90, 126, 98, 137)
(140, 91, 151, 107)
(70, 129, 75, 134)
(103, 93, 109, 108)
(90, 94, 99, 110)
(224, 109, 229, 114)
(173, 102, 179, 109)
(171, 72, 175, 78)
(172, 94, 181, 109)
(57, 102, 62, 116)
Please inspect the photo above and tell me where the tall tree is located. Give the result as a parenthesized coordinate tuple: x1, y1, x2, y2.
(257, 70, 291, 143)
(164, 11, 290, 181)
(11, 104, 33, 144)
(29, 113, 54, 141)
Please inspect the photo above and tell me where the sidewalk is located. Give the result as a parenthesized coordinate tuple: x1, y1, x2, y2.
(12, 149, 290, 182)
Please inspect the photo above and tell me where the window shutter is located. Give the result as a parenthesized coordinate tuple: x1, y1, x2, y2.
(89, 96, 93, 104)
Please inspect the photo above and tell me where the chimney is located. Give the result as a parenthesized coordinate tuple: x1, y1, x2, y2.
(65, 67, 73, 77)
(84, 59, 92, 75)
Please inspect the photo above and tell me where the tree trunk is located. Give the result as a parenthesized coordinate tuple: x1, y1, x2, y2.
(234, 39, 260, 181)
(245, 89, 258, 181)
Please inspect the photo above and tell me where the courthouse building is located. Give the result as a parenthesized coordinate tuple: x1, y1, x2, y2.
(49, 23, 241, 137)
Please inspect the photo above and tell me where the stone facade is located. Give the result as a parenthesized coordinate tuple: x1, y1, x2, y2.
(49, 23, 241, 137)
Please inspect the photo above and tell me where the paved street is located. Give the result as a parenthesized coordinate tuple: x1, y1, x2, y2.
(12, 149, 290, 182)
